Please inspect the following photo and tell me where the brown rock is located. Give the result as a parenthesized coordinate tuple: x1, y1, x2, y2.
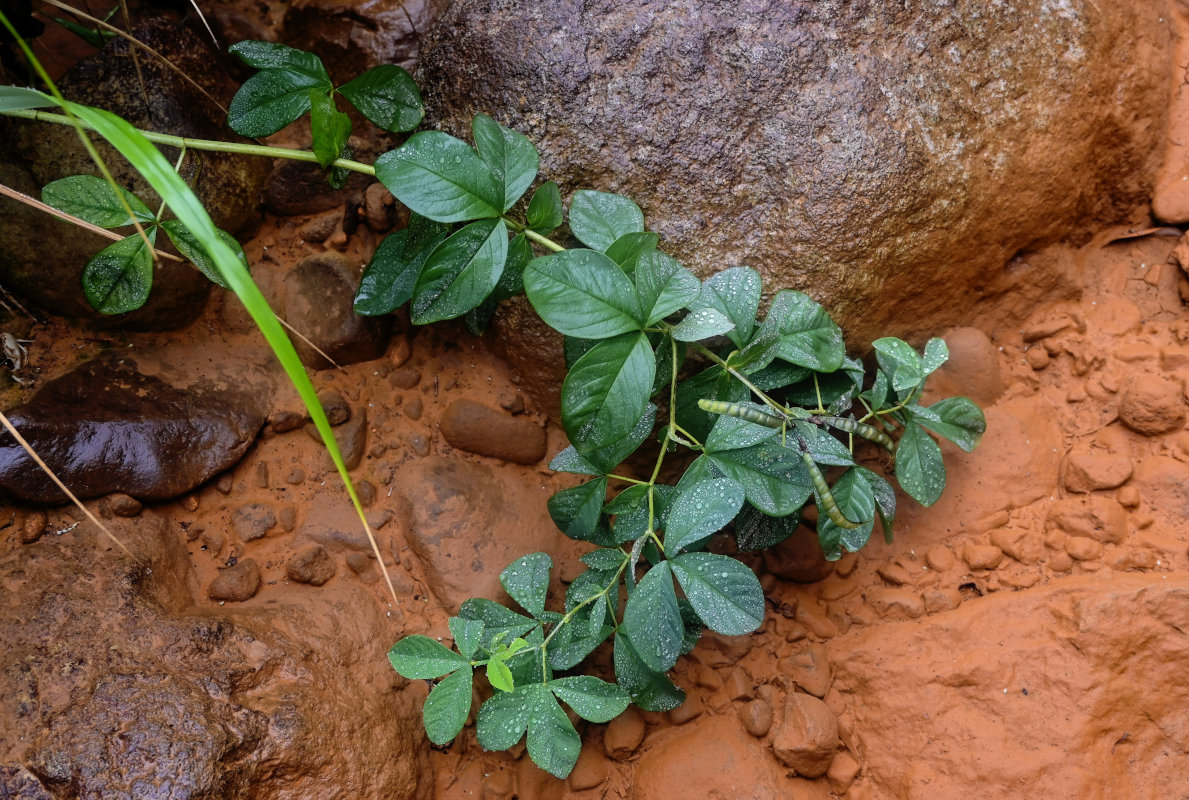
(866, 588, 925, 620)
(232, 503, 277, 541)
(317, 390, 352, 426)
(389, 368, 421, 389)
(930, 327, 1005, 406)
(19, 510, 46, 544)
(724, 666, 753, 701)
(1118, 373, 1186, 435)
(287, 544, 336, 586)
(1065, 537, 1105, 562)
(308, 408, 368, 471)
(785, 643, 832, 698)
(281, 252, 392, 369)
(1046, 496, 1128, 544)
(877, 562, 912, 586)
(925, 545, 957, 572)
(738, 699, 773, 737)
(827, 750, 862, 793)
(270, 410, 306, 433)
(667, 692, 704, 725)
(963, 542, 1005, 570)
(772, 692, 840, 777)
(567, 747, 609, 791)
(762, 526, 834, 583)
(604, 706, 646, 760)
(989, 529, 1044, 565)
(631, 715, 790, 800)
(208, 558, 261, 602)
(922, 588, 962, 614)
(439, 399, 547, 465)
(1062, 426, 1133, 492)
(107, 493, 143, 517)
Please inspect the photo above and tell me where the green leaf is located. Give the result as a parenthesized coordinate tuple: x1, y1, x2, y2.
(491, 233, 533, 300)
(608, 484, 676, 545)
(487, 658, 516, 692)
(919, 396, 986, 452)
(675, 366, 749, 443)
(703, 408, 781, 451)
(568, 190, 645, 252)
(548, 446, 602, 476)
(448, 617, 485, 660)
(576, 403, 657, 476)
(338, 64, 424, 132)
(670, 552, 765, 636)
(549, 676, 631, 723)
(688, 266, 762, 349)
(308, 89, 352, 168)
(527, 686, 582, 779)
(815, 467, 876, 560)
(500, 553, 553, 619)
(354, 214, 452, 316)
(677, 597, 703, 655)
(670, 307, 736, 342)
(42, 175, 153, 228)
(858, 466, 896, 544)
(792, 422, 856, 467)
(733, 502, 801, 551)
(663, 477, 746, 554)
(702, 440, 814, 517)
(631, 250, 702, 326)
(227, 67, 329, 138)
(412, 218, 507, 324)
(423, 666, 473, 745)
(873, 337, 925, 396)
(613, 634, 686, 712)
(476, 685, 532, 750)
(547, 615, 613, 671)
(527, 181, 564, 233)
(82, 231, 156, 314)
(622, 562, 683, 672)
(159, 220, 246, 290)
(606, 232, 659, 274)
(375, 131, 503, 223)
(865, 369, 891, 410)
(547, 477, 607, 541)
(388, 634, 470, 679)
(458, 599, 538, 648)
(0, 86, 55, 111)
(229, 40, 331, 75)
(505, 625, 550, 688)
(561, 332, 655, 458)
(923, 337, 949, 376)
(582, 551, 626, 572)
(768, 290, 845, 372)
(472, 113, 539, 211)
(524, 249, 644, 338)
(895, 422, 946, 506)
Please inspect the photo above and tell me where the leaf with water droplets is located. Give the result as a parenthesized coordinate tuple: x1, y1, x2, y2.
(458, 598, 537, 649)
(387, 634, 469, 679)
(917, 396, 985, 453)
(663, 477, 745, 554)
(375, 131, 503, 223)
(547, 477, 607, 542)
(499, 552, 553, 619)
(733, 502, 801, 551)
(622, 562, 683, 672)
(568, 190, 645, 252)
(670, 306, 735, 342)
(422, 665, 473, 745)
(895, 422, 946, 506)
(670, 552, 765, 636)
(703, 440, 813, 517)
(561, 332, 655, 462)
(476, 684, 532, 751)
(549, 676, 631, 723)
(634, 250, 700, 325)
(815, 467, 876, 561)
(448, 617, 485, 660)
(873, 337, 925, 397)
(612, 633, 686, 712)
(526, 685, 582, 778)
(687, 266, 761, 349)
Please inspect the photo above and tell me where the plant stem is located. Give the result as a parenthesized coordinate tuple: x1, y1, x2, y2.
(523, 227, 565, 253)
(1, 108, 377, 176)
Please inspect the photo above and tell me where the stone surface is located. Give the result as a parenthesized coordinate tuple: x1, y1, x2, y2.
(0, 517, 430, 797)
(1118, 373, 1186, 435)
(963, 542, 1005, 571)
(989, 528, 1044, 565)
(739, 699, 774, 738)
(603, 706, 646, 760)
(566, 747, 609, 791)
(929, 327, 1005, 406)
(0, 19, 269, 329)
(829, 574, 1189, 799)
(1045, 496, 1128, 544)
(232, 503, 277, 541)
(420, 0, 1169, 348)
(631, 715, 794, 800)
(287, 544, 337, 586)
(208, 558, 262, 602)
(0, 354, 269, 503)
(784, 643, 832, 698)
(772, 692, 840, 777)
(1063, 425, 1134, 492)
(439, 399, 547, 464)
(281, 252, 393, 368)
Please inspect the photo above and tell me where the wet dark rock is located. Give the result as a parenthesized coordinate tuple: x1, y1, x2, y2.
(0, 355, 269, 504)
(317, 390, 353, 426)
(270, 410, 307, 434)
(281, 253, 393, 369)
(232, 503, 277, 542)
(287, 544, 336, 586)
(0, 514, 431, 797)
(389, 368, 421, 389)
(306, 408, 368, 470)
(263, 159, 369, 216)
(440, 399, 547, 464)
(208, 558, 262, 602)
(422, 0, 1170, 348)
(0, 19, 269, 329)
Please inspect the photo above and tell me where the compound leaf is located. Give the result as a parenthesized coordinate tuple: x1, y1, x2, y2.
(622, 562, 682, 673)
(412, 218, 507, 324)
(423, 665, 473, 745)
(472, 113, 539, 211)
(500, 553, 553, 619)
(388, 634, 469, 679)
(524, 249, 644, 338)
(568, 190, 644, 252)
(338, 64, 423, 132)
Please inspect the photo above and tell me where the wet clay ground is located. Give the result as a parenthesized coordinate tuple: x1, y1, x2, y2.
(4, 203, 1189, 798)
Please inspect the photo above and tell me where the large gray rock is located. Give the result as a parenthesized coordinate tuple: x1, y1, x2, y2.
(0, 18, 269, 329)
(0, 353, 270, 503)
(0, 514, 431, 799)
(419, 0, 1171, 347)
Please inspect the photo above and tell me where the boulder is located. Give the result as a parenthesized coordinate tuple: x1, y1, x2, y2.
(0, 19, 269, 329)
(420, 0, 1170, 351)
(0, 354, 270, 503)
(0, 514, 431, 798)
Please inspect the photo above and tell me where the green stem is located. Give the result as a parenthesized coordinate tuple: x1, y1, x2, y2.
(1, 108, 377, 176)
(523, 227, 565, 253)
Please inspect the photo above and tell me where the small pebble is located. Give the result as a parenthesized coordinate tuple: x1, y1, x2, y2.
(876, 562, 912, 586)
(567, 748, 609, 791)
(389, 368, 421, 390)
(668, 692, 704, 725)
(925, 546, 956, 572)
(180, 494, 199, 512)
(317, 390, 352, 426)
(963, 542, 1004, 570)
(1065, 536, 1104, 561)
(107, 493, 142, 517)
(286, 544, 336, 585)
(253, 461, 270, 489)
(604, 707, 646, 760)
(286, 467, 306, 485)
(232, 503, 277, 541)
(739, 699, 774, 737)
(404, 396, 423, 421)
(208, 558, 261, 601)
(278, 505, 298, 532)
(269, 410, 305, 433)
(215, 474, 234, 494)
(356, 479, 377, 508)
(20, 510, 47, 543)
